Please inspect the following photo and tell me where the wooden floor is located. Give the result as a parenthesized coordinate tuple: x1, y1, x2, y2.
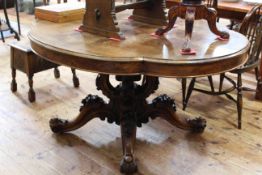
(1, 2, 262, 175)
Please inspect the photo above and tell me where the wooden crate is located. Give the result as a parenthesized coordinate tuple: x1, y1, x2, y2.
(35, 2, 85, 23)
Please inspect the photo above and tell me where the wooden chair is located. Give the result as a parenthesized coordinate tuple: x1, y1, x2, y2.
(204, 0, 217, 8)
(182, 4, 262, 129)
(10, 40, 80, 102)
(0, 0, 20, 42)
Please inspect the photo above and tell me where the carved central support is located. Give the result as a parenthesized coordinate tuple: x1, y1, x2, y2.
(79, 0, 167, 39)
(49, 74, 206, 174)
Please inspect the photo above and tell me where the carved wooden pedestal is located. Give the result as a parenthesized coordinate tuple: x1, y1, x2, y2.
(155, 3, 229, 39)
(49, 74, 206, 174)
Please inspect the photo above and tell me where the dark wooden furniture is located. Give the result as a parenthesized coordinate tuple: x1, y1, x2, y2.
(167, 0, 262, 100)
(28, 12, 249, 173)
(10, 40, 80, 102)
(0, 0, 20, 42)
(182, 4, 262, 129)
(155, 0, 229, 39)
(79, 0, 167, 39)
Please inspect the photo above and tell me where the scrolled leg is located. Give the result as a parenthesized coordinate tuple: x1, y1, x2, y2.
(204, 8, 229, 39)
(155, 6, 179, 36)
(149, 94, 206, 133)
(50, 94, 111, 133)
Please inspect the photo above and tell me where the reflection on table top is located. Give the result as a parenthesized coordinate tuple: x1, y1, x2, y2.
(29, 11, 249, 77)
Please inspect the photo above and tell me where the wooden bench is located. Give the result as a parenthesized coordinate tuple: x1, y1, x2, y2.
(10, 40, 79, 102)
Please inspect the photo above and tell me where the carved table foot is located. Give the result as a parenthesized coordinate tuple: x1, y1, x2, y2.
(120, 157, 137, 174)
(149, 94, 206, 133)
(50, 95, 109, 133)
(49, 74, 206, 173)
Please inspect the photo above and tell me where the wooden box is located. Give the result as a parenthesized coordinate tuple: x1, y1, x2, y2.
(35, 2, 85, 23)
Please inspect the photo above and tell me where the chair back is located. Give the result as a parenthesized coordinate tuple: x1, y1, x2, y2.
(239, 5, 262, 67)
(204, 0, 218, 8)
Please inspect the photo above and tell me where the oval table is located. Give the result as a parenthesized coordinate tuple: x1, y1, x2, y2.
(29, 13, 249, 174)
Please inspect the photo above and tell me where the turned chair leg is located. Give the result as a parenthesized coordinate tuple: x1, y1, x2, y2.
(255, 67, 262, 99)
(54, 67, 60, 78)
(71, 68, 79, 88)
(219, 73, 225, 92)
(183, 78, 196, 110)
(0, 29, 5, 43)
(28, 75, 36, 102)
(11, 68, 17, 92)
(181, 78, 187, 110)
(236, 73, 243, 129)
(208, 76, 214, 92)
(255, 67, 260, 82)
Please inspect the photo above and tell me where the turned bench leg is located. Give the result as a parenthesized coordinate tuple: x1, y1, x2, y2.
(71, 68, 79, 87)
(54, 67, 60, 78)
(28, 75, 36, 102)
(11, 68, 17, 92)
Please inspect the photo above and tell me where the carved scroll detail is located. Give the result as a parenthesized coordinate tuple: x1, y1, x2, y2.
(50, 74, 206, 174)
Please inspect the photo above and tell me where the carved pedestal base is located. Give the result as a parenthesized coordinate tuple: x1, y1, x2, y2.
(155, 3, 229, 39)
(50, 74, 206, 174)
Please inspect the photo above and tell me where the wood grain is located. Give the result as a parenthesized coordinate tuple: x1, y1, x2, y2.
(29, 11, 249, 77)
(0, 41, 262, 174)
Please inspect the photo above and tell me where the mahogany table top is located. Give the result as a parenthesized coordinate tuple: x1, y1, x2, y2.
(167, 0, 254, 13)
(29, 11, 249, 77)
